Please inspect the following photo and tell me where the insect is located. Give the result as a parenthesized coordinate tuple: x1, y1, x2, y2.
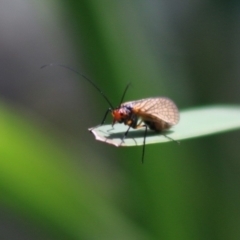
(41, 64, 180, 163)
(110, 97, 179, 162)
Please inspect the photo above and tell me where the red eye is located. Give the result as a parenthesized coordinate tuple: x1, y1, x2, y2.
(112, 109, 123, 121)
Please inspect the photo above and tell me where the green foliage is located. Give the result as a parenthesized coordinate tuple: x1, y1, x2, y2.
(0, 102, 150, 239)
(2, 1, 240, 240)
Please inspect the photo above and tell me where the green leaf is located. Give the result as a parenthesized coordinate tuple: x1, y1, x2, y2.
(89, 105, 240, 147)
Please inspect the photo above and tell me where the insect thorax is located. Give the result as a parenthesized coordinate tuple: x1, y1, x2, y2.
(112, 104, 139, 128)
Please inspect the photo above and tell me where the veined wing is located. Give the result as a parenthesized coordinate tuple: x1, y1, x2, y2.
(122, 97, 179, 125)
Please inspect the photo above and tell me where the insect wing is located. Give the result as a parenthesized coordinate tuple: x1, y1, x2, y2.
(124, 97, 179, 125)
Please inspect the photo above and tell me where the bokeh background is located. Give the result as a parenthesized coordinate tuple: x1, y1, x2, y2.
(0, 1, 240, 239)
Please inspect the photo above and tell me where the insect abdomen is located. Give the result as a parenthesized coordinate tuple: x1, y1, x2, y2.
(144, 120, 171, 132)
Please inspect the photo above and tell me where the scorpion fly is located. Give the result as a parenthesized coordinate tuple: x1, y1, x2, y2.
(41, 64, 180, 163)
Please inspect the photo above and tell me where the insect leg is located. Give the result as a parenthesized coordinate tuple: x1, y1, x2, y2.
(141, 124, 148, 164)
(118, 125, 132, 146)
(162, 134, 180, 144)
(90, 108, 112, 130)
(100, 108, 112, 125)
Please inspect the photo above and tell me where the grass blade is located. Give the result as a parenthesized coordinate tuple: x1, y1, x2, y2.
(89, 105, 240, 146)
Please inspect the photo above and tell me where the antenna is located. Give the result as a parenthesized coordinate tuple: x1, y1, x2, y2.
(118, 83, 131, 106)
(41, 63, 115, 109)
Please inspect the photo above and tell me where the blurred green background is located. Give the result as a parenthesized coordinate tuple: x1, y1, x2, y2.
(0, 0, 240, 239)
